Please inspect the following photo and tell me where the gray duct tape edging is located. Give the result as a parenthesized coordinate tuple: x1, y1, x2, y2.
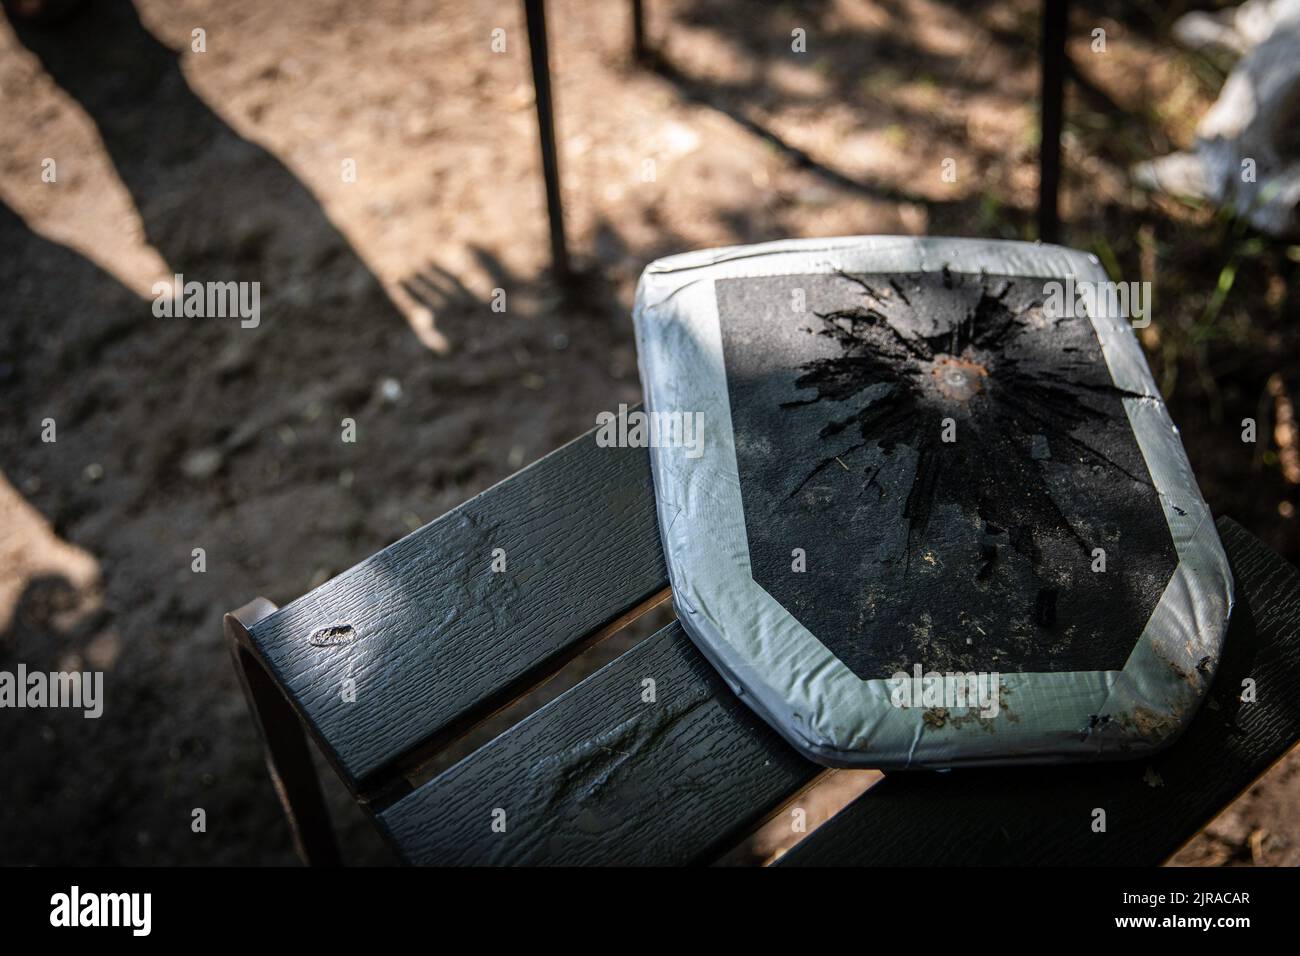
(632, 235, 1233, 769)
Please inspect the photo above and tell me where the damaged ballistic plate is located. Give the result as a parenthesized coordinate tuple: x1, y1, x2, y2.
(632, 237, 1233, 769)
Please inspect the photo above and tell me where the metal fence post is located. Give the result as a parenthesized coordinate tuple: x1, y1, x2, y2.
(523, 0, 570, 280)
(631, 0, 649, 64)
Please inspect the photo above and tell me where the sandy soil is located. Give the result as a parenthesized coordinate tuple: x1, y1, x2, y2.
(0, 0, 1296, 865)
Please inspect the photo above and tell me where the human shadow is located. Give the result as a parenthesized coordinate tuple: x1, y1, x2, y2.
(6, 0, 384, 302)
(2, 0, 469, 505)
(0, 195, 333, 865)
(0, 0, 477, 865)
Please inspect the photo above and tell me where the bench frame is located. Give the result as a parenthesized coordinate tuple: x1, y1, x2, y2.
(226, 425, 1300, 866)
(227, 600, 342, 866)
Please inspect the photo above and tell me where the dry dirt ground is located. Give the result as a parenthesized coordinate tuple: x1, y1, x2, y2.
(0, 0, 1296, 865)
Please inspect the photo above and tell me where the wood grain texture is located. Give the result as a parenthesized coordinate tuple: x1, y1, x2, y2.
(246, 426, 667, 789)
(778, 516, 1300, 866)
(377, 621, 818, 865)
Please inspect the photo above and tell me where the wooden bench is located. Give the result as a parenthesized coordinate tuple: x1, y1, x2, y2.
(226, 421, 1300, 865)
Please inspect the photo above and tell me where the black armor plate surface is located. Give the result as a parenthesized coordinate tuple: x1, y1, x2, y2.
(717, 270, 1176, 680)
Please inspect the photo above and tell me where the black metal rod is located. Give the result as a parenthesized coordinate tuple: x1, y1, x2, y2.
(1038, 0, 1068, 244)
(524, 0, 570, 280)
(631, 0, 649, 64)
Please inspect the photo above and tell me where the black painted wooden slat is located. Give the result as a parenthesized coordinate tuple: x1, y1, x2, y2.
(778, 517, 1300, 866)
(377, 621, 819, 865)
(246, 426, 667, 789)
